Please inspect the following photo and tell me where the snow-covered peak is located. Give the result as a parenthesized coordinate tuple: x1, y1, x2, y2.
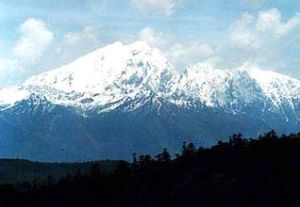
(180, 63, 300, 114)
(181, 63, 257, 107)
(11, 41, 179, 110)
(247, 67, 300, 108)
(24, 41, 177, 92)
(0, 41, 300, 116)
(0, 86, 30, 107)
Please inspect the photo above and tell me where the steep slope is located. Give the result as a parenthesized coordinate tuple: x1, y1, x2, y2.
(0, 95, 269, 161)
(180, 63, 300, 132)
(0, 41, 179, 112)
(0, 42, 298, 161)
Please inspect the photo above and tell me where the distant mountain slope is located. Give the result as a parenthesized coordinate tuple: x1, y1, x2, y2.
(0, 42, 299, 161)
(0, 159, 118, 184)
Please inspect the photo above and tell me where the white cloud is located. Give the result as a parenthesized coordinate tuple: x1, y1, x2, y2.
(0, 58, 24, 86)
(64, 25, 100, 45)
(218, 8, 300, 70)
(138, 27, 214, 69)
(54, 25, 102, 64)
(166, 42, 213, 69)
(230, 13, 259, 48)
(0, 18, 54, 87)
(12, 18, 53, 65)
(0, 22, 102, 88)
(256, 9, 300, 36)
(139, 27, 172, 48)
(130, 0, 181, 16)
(0, 59, 18, 73)
(230, 9, 300, 49)
(0, 21, 103, 87)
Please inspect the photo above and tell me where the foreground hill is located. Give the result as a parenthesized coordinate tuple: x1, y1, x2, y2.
(1, 131, 300, 206)
(0, 42, 300, 161)
(0, 159, 117, 184)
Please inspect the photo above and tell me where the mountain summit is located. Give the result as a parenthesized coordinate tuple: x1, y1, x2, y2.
(0, 42, 299, 161)
(0, 41, 179, 110)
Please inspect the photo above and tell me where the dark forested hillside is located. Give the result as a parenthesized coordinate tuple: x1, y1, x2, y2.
(0, 159, 118, 184)
(2, 131, 300, 207)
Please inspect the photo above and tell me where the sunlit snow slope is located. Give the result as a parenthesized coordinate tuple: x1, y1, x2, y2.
(0, 42, 299, 161)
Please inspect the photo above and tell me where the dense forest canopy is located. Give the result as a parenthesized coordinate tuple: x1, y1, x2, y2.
(1, 131, 300, 207)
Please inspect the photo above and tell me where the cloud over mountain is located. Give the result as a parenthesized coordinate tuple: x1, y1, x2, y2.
(12, 18, 53, 65)
(130, 0, 182, 16)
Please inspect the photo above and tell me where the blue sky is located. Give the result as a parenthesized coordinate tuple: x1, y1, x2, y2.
(1, 0, 300, 86)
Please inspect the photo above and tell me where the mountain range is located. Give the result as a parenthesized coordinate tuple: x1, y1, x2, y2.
(0, 41, 299, 161)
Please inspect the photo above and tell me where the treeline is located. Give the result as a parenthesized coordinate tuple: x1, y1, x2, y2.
(2, 131, 300, 206)
(0, 159, 118, 184)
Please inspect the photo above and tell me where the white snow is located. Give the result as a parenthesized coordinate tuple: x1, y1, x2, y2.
(0, 41, 300, 117)
(0, 86, 30, 108)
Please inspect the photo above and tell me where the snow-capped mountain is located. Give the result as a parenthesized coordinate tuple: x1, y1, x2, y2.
(181, 63, 300, 123)
(0, 41, 299, 161)
(0, 41, 179, 111)
(193, 64, 299, 108)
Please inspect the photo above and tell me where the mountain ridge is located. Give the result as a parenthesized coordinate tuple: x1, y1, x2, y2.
(1, 41, 300, 115)
(0, 41, 299, 161)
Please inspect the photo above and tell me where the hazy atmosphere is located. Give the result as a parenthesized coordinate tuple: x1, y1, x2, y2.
(1, 0, 300, 86)
(2, 1, 300, 206)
